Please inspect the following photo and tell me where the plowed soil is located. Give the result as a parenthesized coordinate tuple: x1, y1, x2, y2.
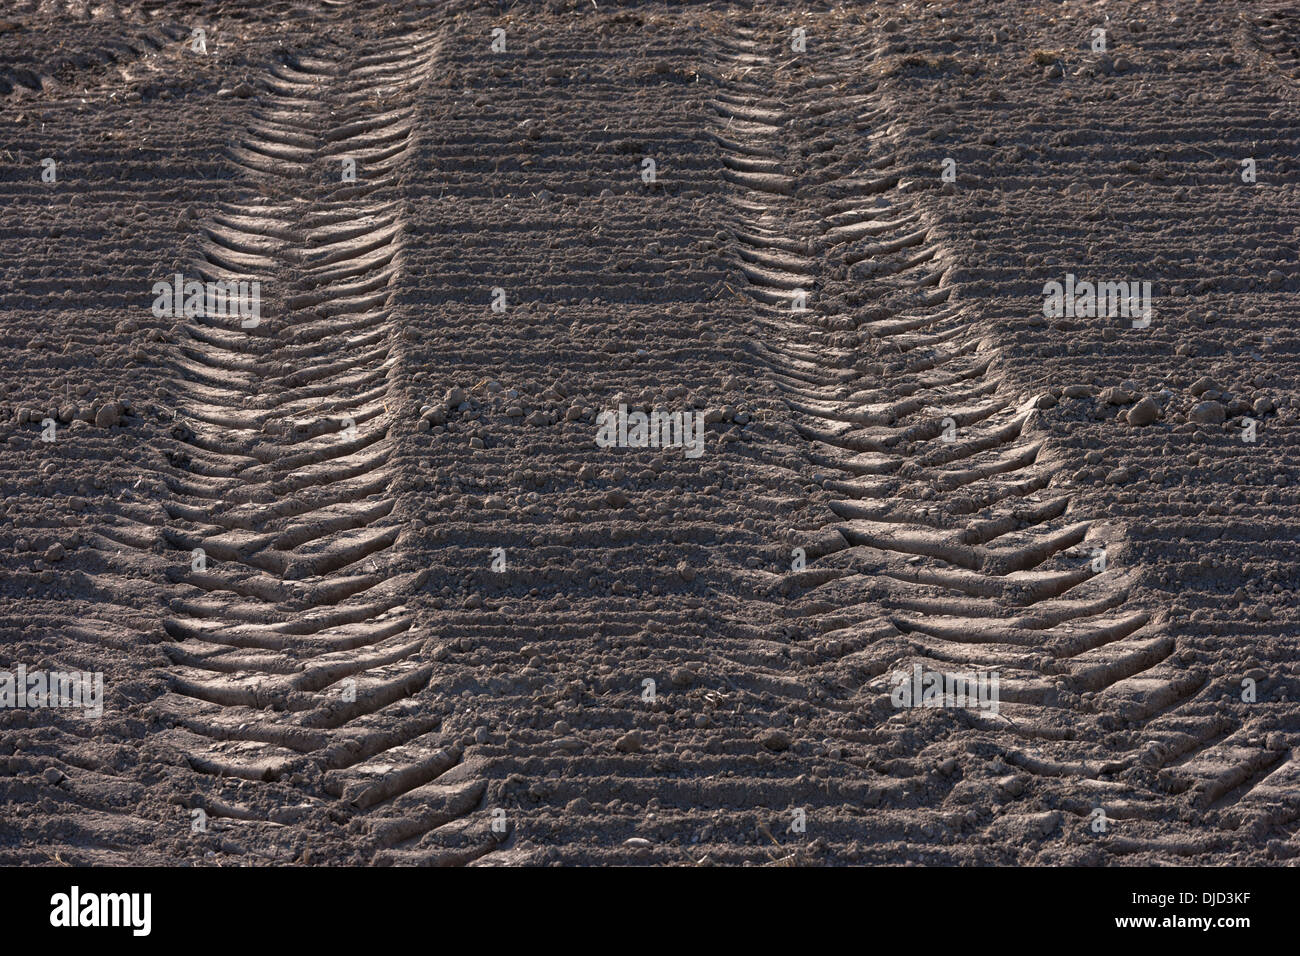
(1, 0, 1297, 866)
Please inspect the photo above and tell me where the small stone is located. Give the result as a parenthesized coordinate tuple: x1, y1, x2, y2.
(94, 403, 121, 428)
(1254, 397, 1275, 416)
(615, 731, 642, 754)
(1190, 376, 1217, 397)
(760, 729, 792, 752)
(1190, 400, 1226, 424)
(1100, 386, 1135, 405)
(1127, 397, 1159, 426)
(43, 543, 65, 562)
(1033, 811, 1061, 836)
(997, 774, 1024, 797)
(1062, 385, 1095, 399)
(445, 387, 466, 406)
(468, 437, 484, 449)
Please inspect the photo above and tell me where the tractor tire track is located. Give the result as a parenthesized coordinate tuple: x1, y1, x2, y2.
(4, 0, 1297, 869)
(1242, 3, 1300, 91)
(152, 21, 497, 865)
(709, 20, 1284, 855)
(0, 2, 190, 98)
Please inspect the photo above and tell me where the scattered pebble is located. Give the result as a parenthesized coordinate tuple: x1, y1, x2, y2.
(1190, 400, 1226, 425)
(1127, 397, 1159, 426)
(760, 729, 792, 752)
(94, 403, 121, 428)
(996, 774, 1025, 797)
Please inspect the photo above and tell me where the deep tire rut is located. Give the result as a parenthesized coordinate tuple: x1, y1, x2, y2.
(153, 24, 496, 865)
(710, 21, 1296, 853)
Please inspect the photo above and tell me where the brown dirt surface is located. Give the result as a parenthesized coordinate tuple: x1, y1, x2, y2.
(0, 0, 1297, 867)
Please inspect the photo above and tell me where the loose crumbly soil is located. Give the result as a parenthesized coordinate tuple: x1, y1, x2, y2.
(0, 0, 1297, 866)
